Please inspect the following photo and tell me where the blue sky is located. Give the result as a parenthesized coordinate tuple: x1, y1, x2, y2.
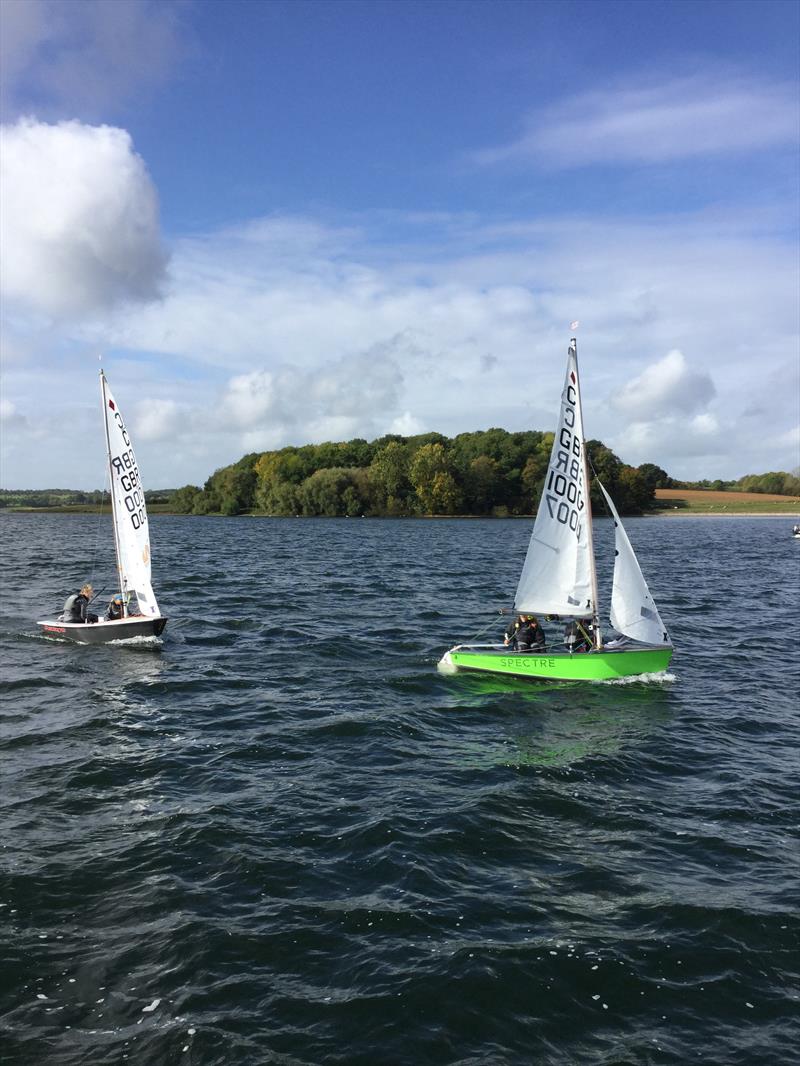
(1, 0, 798, 489)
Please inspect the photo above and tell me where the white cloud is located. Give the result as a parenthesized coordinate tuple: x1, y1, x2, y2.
(615, 411, 722, 464)
(611, 349, 715, 420)
(476, 74, 800, 169)
(220, 344, 404, 443)
(390, 412, 425, 436)
(0, 398, 26, 427)
(2, 205, 798, 487)
(0, 118, 167, 318)
(135, 399, 180, 442)
(0, 0, 187, 120)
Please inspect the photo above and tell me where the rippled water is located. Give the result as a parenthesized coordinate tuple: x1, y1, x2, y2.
(1, 513, 798, 1065)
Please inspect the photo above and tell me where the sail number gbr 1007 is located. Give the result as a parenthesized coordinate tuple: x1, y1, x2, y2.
(544, 383, 584, 538)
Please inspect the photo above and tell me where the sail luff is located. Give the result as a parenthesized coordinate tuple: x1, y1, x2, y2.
(100, 369, 126, 610)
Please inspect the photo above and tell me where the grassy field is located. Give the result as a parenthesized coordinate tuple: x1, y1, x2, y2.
(1, 503, 176, 514)
(653, 488, 800, 515)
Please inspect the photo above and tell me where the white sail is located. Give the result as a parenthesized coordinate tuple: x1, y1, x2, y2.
(102, 375, 160, 617)
(597, 481, 670, 647)
(514, 341, 594, 617)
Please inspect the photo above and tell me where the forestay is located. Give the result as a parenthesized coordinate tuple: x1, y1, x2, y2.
(514, 341, 594, 617)
(597, 482, 670, 647)
(102, 377, 160, 617)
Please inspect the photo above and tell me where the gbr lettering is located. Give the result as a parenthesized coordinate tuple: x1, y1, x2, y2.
(544, 382, 584, 539)
(110, 411, 146, 530)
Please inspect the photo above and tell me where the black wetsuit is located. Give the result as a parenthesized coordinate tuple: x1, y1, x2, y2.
(61, 592, 98, 624)
(61, 593, 90, 622)
(564, 620, 592, 652)
(505, 617, 546, 651)
(516, 620, 546, 651)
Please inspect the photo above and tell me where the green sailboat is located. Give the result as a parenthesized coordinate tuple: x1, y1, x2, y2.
(439, 336, 673, 682)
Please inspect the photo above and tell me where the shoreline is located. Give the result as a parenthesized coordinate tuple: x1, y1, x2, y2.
(2, 508, 798, 519)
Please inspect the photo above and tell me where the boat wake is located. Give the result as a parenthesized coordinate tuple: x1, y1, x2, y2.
(599, 670, 676, 685)
(107, 634, 163, 647)
(34, 631, 162, 648)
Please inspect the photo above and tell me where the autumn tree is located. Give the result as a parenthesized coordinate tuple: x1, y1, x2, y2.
(410, 443, 462, 513)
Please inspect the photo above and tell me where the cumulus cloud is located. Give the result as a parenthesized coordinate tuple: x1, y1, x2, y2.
(0, 118, 167, 317)
(475, 74, 800, 169)
(0, 398, 27, 429)
(3, 202, 798, 486)
(135, 399, 180, 442)
(390, 412, 426, 436)
(611, 349, 715, 420)
(221, 343, 404, 443)
(611, 412, 725, 474)
(0, 0, 187, 120)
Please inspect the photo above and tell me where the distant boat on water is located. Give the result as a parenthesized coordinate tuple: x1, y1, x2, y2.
(37, 370, 167, 644)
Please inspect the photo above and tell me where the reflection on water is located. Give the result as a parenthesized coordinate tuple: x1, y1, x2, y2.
(441, 672, 676, 768)
(505, 700, 672, 768)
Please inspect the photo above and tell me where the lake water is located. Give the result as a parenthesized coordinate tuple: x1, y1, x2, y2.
(1, 513, 798, 1065)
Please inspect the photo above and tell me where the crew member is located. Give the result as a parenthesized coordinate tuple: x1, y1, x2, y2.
(60, 584, 98, 624)
(105, 594, 126, 621)
(564, 618, 593, 652)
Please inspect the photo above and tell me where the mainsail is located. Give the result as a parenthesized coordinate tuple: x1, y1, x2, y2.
(597, 481, 670, 647)
(101, 374, 160, 617)
(514, 341, 594, 617)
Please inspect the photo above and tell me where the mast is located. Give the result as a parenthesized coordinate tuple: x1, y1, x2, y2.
(572, 337, 602, 649)
(99, 368, 127, 615)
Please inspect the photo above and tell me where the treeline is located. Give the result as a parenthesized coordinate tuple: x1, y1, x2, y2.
(0, 489, 173, 509)
(5, 447, 796, 517)
(169, 429, 677, 517)
(678, 471, 800, 495)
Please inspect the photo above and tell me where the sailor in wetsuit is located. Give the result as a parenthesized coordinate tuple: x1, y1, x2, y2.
(505, 614, 546, 652)
(60, 584, 99, 624)
(105, 594, 126, 621)
(563, 618, 593, 652)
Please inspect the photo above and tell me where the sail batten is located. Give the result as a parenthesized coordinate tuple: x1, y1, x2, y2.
(101, 373, 160, 617)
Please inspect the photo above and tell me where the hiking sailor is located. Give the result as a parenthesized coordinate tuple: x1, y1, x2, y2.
(59, 584, 99, 624)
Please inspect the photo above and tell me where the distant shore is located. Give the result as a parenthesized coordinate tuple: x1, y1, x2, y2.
(3, 507, 798, 519)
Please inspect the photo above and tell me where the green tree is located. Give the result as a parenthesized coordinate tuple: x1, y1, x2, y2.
(637, 462, 673, 491)
(369, 441, 411, 511)
(428, 470, 462, 514)
(298, 467, 368, 516)
(465, 455, 502, 513)
(613, 466, 652, 514)
(410, 443, 462, 513)
(170, 485, 202, 513)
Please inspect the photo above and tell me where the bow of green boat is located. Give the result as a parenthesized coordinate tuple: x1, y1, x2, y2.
(439, 643, 673, 681)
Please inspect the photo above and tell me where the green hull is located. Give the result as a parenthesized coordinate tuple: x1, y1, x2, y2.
(441, 644, 673, 681)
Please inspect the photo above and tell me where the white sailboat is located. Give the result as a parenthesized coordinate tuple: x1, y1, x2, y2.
(440, 336, 672, 681)
(38, 370, 167, 643)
